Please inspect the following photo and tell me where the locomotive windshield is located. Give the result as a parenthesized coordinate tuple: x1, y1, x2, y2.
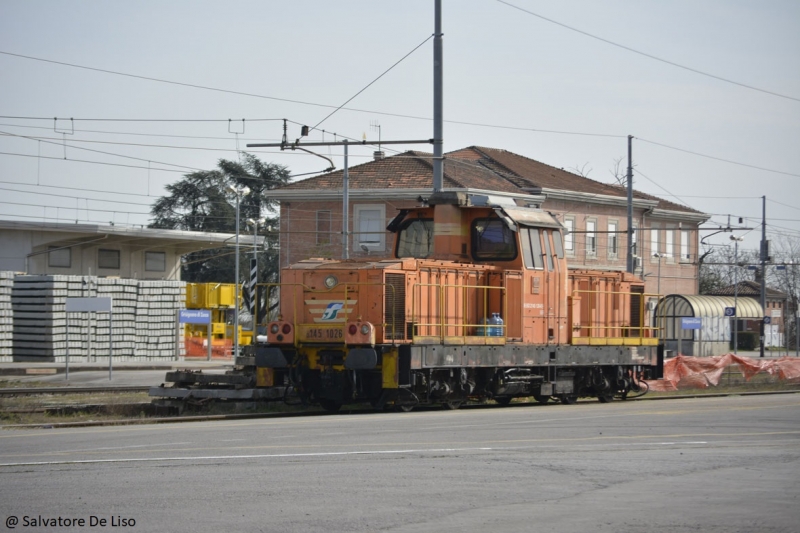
(396, 218, 434, 258)
(472, 218, 517, 261)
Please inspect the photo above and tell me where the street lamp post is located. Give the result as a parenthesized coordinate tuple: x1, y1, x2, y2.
(653, 253, 664, 296)
(730, 235, 744, 353)
(227, 185, 250, 360)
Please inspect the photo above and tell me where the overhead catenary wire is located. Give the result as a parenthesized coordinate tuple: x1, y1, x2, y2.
(495, 0, 800, 103)
(309, 34, 434, 132)
(0, 130, 203, 172)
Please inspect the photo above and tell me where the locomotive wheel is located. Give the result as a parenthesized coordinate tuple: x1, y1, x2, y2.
(396, 405, 415, 412)
(494, 396, 513, 406)
(559, 395, 577, 405)
(532, 393, 550, 404)
(442, 400, 464, 410)
(597, 395, 614, 403)
(319, 399, 342, 413)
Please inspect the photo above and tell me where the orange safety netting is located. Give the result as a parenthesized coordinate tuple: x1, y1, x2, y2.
(646, 354, 800, 391)
(184, 337, 233, 360)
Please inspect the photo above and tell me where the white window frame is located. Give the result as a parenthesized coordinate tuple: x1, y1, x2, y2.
(608, 220, 618, 258)
(680, 230, 691, 262)
(665, 228, 674, 260)
(650, 224, 660, 261)
(586, 219, 597, 257)
(564, 217, 575, 255)
(353, 204, 386, 252)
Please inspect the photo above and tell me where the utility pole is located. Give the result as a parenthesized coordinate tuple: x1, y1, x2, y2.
(433, 0, 444, 192)
(626, 135, 634, 274)
(343, 140, 349, 259)
(760, 195, 767, 358)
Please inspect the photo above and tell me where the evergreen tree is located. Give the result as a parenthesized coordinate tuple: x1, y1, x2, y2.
(150, 154, 289, 283)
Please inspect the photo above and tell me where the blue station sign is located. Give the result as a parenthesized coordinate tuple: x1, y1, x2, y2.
(179, 309, 212, 324)
(681, 317, 702, 330)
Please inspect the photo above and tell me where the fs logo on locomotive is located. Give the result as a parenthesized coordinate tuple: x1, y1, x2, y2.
(307, 300, 356, 323)
(321, 302, 344, 320)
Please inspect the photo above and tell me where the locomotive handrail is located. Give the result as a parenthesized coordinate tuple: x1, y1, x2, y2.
(410, 282, 507, 344)
(570, 288, 661, 344)
(256, 281, 398, 347)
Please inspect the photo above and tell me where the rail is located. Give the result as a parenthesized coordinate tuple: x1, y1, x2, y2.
(0, 386, 150, 396)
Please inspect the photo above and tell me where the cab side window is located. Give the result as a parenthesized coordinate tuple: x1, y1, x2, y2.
(472, 218, 517, 261)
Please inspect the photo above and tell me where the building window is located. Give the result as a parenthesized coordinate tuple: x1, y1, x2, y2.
(665, 228, 674, 258)
(586, 219, 596, 256)
(632, 223, 638, 256)
(650, 225, 660, 259)
(48, 246, 71, 268)
(98, 249, 120, 270)
(145, 251, 166, 272)
(564, 217, 575, 254)
(608, 221, 618, 257)
(353, 204, 385, 252)
(680, 230, 690, 261)
(316, 210, 331, 245)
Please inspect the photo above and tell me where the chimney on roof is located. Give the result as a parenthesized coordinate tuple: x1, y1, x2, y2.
(373, 151, 385, 161)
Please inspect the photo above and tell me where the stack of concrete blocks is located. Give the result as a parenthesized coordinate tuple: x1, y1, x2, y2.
(94, 278, 138, 358)
(10, 274, 186, 362)
(11, 275, 79, 362)
(136, 280, 185, 358)
(0, 271, 13, 361)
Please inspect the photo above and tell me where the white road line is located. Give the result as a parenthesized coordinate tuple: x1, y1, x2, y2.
(52, 442, 192, 454)
(0, 441, 709, 468)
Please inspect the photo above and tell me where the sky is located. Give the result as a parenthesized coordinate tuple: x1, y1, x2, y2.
(1, 0, 798, 258)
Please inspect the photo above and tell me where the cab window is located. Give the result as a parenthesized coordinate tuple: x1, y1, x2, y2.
(396, 218, 434, 258)
(472, 218, 517, 261)
(520, 227, 544, 269)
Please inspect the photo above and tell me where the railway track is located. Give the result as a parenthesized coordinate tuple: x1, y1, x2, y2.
(1, 389, 797, 430)
(0, 386, 150, 396)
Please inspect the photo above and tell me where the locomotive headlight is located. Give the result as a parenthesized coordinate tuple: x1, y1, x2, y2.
(324, 275, 338, 289)
(360, 324, 370, 335)
(270, 324, 279, 334)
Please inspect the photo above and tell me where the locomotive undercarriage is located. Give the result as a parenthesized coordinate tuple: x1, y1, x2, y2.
(280, 342, 659, 412)
(296, 365, 648, 412)
(151, 343, 660, 412)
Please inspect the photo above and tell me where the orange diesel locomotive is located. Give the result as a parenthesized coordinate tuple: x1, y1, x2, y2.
(256, 192, 662, 411)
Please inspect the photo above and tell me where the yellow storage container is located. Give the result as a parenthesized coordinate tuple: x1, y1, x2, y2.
(185, 283, 237, 309)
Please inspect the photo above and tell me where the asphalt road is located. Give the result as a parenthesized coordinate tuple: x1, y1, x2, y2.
(1, 394, 798, 533)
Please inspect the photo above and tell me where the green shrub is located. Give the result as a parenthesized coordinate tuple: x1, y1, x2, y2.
(733, 332, 758, 350)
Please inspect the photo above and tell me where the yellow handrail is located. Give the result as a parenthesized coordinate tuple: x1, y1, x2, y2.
(411, 282, 507, 343)
(570, 288, 661, 342)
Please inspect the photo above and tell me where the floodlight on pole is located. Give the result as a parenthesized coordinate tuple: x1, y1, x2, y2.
(653, 252, 664, 297)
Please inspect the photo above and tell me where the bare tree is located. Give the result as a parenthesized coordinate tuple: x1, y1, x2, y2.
(568, 162, 593, 178)
(766, 235, 800, 349)
(698, 243, 758, 294)
(609, 156, 626, 187)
